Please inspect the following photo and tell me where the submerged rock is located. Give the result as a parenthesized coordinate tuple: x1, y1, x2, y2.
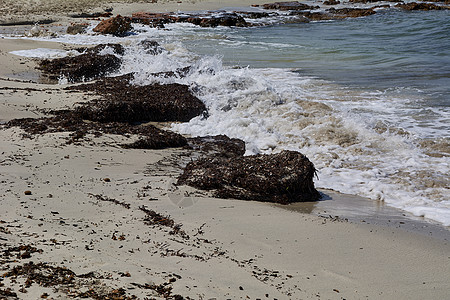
(178, 150, 320, 204)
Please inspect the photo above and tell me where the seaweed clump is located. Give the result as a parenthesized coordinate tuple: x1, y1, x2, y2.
(178, 150, 320, 204)
(69, 74, 207, 123)
(187, 135, 246, 158)
(37, 44, 124, 83)
(6, 115, 187, 149)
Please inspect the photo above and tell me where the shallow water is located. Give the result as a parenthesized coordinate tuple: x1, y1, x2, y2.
(4, 7, 449, 226)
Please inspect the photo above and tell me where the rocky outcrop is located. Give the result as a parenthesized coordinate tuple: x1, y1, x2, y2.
(178, 150, 320, 204)
(93, 15, 132, 35)
(323, 0, 341, 5)
(295, 7, 376, 21)
(262, 1, 319, 10)
(38, 44, 124, 83)
(131, 11, 248, 28)
(395, 2, 448, 10)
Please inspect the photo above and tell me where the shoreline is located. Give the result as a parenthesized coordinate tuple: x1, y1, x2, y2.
(1, 11, 449, 239)
(1, 3, 450, 299)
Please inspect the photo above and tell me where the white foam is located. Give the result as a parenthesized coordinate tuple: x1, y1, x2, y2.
(10, 48, 77, 58)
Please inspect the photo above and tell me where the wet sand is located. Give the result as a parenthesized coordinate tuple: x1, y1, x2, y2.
(277, 189, 450, 241)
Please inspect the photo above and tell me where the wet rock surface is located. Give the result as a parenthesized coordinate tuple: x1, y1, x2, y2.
(178, 150, 320, 204)
(92, 14, 132, 35)
(37, 44, 124, 83)
(262, 1, 320, 10)
(132, 11, 248, 28)
(395, 2, 448, 10)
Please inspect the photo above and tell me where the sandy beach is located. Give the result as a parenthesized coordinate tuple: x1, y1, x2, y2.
(1, 1, 450, 299)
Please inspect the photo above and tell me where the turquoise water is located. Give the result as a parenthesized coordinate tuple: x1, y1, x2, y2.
(182, 9, 450, 107)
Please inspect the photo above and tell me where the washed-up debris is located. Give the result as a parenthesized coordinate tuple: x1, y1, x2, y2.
(2, 244, 43, 260)
(6, 115, 187, 149)
(178, 150, 320, 204)
(3, 262, 76, 287)
(138, 206, 189, 239)
(130, 281, 184, 299)
(88, 194, 131, 209)
(1, 262, 140, 299)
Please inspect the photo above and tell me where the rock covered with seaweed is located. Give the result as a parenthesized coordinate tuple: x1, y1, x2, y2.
(178, 150, 320, 204)
(37, 44, 124, 83)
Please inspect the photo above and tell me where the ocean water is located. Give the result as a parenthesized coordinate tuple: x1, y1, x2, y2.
(6, 7, 450, 226)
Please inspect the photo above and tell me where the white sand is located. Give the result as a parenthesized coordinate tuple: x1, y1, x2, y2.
(1, 4, 450, 299)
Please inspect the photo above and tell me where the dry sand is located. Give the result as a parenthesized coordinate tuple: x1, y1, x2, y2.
(1, 2, 450, 299)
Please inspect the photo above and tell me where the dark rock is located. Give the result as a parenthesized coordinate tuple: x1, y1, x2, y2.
(66, 23, 88, 34)
(74, 43, 125, 56)
(69, 12, 113, 18)
(262, 1, 319, 11)
(178, 150, 320, 204)
(235, 11, 272, 18)
(328, 7, 377, 17)
(70, 74, 206, 123)
(37, 44, 124, 83)
(297, 7, 376, 21)
(132, 11, 247, 27)
(323, 0, 341, 5)
(140, 40, 165, 55)
(349, 0, 400, 3)
(187, 135, 246, 157)
(93, 15, 132, 35)
(395, 2, 447, 10)
(201, 12, 247, 27)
